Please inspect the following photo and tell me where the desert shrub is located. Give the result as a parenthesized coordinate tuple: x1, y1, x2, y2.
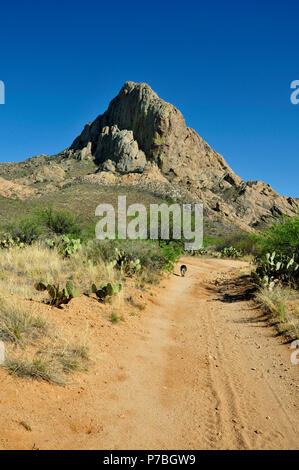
(4, 357, 65, 385)
(5, 340, 89, 385)
(220, 246, 243, 258)
(203, 235, 222, 248)
(255, 286, 298, 339)
(84, 239, 118, 264)
(85, 239, 182, 274)
(6, 217, 43, 244)
(160, 242, 182, 270)
(34, 206, 83, 237)
(252, 214, 299, 258)
(0, 206, 85, 247)
(213, 231, 256, 254)
(47, 342, 89, 374)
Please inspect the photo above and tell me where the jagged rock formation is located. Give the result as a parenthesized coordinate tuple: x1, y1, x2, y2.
(0, 81, 297, 232)
(95, 125, 146, 173)
(65, 81, 298, 230)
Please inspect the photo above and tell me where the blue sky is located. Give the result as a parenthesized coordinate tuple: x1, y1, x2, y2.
(0, 0, 298, 196)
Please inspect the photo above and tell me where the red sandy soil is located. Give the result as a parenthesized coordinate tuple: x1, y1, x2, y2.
(0, 257, 298, 450)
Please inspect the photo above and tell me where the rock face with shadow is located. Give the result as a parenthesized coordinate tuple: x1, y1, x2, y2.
(95, 125, 146, 173)
(66, 81, 298, 230)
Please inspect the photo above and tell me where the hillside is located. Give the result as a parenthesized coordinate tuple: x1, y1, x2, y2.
(0, 81, 297, 233)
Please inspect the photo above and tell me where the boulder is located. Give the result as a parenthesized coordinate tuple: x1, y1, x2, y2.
(95, 125, 146, 173)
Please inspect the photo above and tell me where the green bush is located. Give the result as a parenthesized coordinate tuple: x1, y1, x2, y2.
(85, 239, 182, 274)
(34, 206, 83, 237)
(6, 217, 43, 244)
(160, 242, 182, 270)
(212, 231, 256, 254)
(252, 214, 299, 258)
(203, 235, 222, 248)
(0, 206, 85, 248)
(45, 235, 82, 257)
(221, 246, 243, 258)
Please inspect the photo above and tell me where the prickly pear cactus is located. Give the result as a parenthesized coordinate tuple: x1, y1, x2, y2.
(34, 280, 79, 307)
(113, 248, 141, 276)
(0, 233, 25, 250)
(91, 282, 122, 301)
(251, 251, 299, 289)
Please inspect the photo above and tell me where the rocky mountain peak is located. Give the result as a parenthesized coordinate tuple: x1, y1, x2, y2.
(63, 81, 298, 229)
(1, 81, 297, 232)
(69, 81, 236, 179)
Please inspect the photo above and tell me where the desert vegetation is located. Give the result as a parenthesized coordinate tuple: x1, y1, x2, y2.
(0, 205, 182, 385)
(0, 297, 89, 384)
(0, 204, 298, 389)
(195, 214, 299, 339)
(250, 215, 299, 339)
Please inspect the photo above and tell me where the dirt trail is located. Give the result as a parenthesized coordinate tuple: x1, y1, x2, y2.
(0, 258, 298, 449)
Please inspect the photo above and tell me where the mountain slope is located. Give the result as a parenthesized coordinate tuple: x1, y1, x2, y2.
(0, 81, 297, 232)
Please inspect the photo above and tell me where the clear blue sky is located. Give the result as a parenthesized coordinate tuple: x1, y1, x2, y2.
(0, 0, 298, 196)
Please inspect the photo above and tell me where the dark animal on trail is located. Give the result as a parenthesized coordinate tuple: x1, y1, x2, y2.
(180, 265, 187, 277)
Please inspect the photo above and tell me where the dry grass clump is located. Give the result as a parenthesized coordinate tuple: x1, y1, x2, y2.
(0, 243, 123, 300)
(0, 243, 64, 279)
(4, 356, 66, 385)
(0, 296, 90, 385)
(134, 269, 160, 288)
(69, 249, 121, 291)
(0, 299, 47, 345)
(127, 295, 146, 311)
(0, 244, 66, 299)
(110, 311, 120, 324)
(255, 286, 299, 339)
(4, 339, 90, 386)
(41, 339, 90, 375)
(19, 421, 32, 432)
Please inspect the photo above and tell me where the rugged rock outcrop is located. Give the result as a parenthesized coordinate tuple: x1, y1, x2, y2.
(70, 81, 233, 182)
(66, 81, 298, 230)
(0, 176, 36, 199)
(95, 125, 146, 173)
(0, 81, 297, 231)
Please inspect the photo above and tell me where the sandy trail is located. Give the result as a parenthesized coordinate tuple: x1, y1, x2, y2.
(0, 258, 298, 449)
(97, 257, 298, 450)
